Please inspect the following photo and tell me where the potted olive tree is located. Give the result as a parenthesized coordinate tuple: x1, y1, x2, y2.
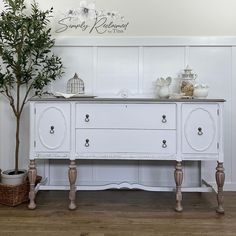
(0, 0, 63, 185)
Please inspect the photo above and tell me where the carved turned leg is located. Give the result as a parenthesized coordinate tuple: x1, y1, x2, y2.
(216, 162, 225, 214)
(68, 160, 77, 210)
(28, 160, 37, 210)
(174, 161, 183, 212)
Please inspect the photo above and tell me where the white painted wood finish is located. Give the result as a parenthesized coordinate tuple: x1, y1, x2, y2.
(76, 129, 176, 154)
(75, 103, 176, 129)
(35, 103, 70, 153)
(28, 98, 226, 211)
(29, 99, 224, 191)
(182, 104, 219, 155)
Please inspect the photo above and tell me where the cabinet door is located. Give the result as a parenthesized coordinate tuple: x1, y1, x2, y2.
(34, 103, 70, 152)
(182, 104, 219, 154)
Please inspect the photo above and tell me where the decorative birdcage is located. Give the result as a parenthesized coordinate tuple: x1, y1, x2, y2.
(67, 73, 85, 94)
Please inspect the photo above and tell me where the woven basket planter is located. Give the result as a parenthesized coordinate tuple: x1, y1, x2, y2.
(0, 176, 42, 206)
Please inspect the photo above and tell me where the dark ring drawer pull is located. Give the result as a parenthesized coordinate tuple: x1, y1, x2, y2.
(85, 139, 90, 147)
(85, 114, 90, 122)
(50, 126, 54, 134)
(198, 127, 203, 135)
(162, 115, 167, 123)
(162, 140, 167, 148)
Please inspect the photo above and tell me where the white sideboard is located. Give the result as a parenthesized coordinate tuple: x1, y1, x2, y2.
(28, 98, 225, 213)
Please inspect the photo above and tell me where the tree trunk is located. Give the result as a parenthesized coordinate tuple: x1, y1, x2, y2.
(15, 114, 20, 174)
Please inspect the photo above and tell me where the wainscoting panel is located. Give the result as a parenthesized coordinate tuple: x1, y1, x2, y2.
(143, 47, 185, 95)
(52, 46, 94, 95)
(231, 46, 236, 188)
(96, 47, 140, 95)
(1, 37, 236, 190)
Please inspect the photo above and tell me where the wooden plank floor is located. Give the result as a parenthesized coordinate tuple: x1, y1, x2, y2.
(0, 190, 236, 236)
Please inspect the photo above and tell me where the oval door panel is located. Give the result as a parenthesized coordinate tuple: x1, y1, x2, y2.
(184, 108, 216, 152)
(38, 107, 67, 150)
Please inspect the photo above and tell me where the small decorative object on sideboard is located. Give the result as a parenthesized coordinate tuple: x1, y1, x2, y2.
(193, 84, 209, 98)
(117, 89, 132, 98)
(67, 73, 85, 94)
(179, 65, 197, 97)
(156, 77, 172, 98)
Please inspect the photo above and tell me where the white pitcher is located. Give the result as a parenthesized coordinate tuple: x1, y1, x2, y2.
(156, 77, 172, 99)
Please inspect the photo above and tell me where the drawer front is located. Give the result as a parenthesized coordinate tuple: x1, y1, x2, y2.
(76, 129, 176, 154)
(182, 104, 219, 154)
(76, 103, 176, 129)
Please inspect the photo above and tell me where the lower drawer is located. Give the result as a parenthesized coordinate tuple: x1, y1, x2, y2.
(76, 129, 176, 154)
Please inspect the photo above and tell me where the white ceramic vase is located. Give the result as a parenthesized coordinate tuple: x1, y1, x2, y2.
(158, 85, 170, 99)
(193, 84, 209, 98)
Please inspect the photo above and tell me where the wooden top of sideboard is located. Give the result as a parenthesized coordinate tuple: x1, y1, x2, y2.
(29, 97, 226, 103)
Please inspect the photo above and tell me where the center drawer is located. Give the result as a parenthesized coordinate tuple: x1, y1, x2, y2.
(76, 129, 176, 154)
(76, 103, 176, 129)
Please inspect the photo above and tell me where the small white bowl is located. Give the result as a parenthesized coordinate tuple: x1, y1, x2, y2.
(193, 87, 209, 98)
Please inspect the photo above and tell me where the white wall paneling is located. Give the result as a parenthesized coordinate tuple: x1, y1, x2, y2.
(1, 37, 236, 190)
(37, 160, 200, 188)
(52, 47, 94, 94)
(54, 36, 236, 47)
(96, 47, 139, 95)
(231, 47, 236, 190)
(143, 47, 185, 95)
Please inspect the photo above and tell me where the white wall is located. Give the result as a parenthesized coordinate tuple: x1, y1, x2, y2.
(2, 0, 236, 36)
(36, 0, 236, 36)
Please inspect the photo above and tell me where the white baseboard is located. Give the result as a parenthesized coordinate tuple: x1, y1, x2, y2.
(224, 182, 236, 191)
(206, 181, 236, 191)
